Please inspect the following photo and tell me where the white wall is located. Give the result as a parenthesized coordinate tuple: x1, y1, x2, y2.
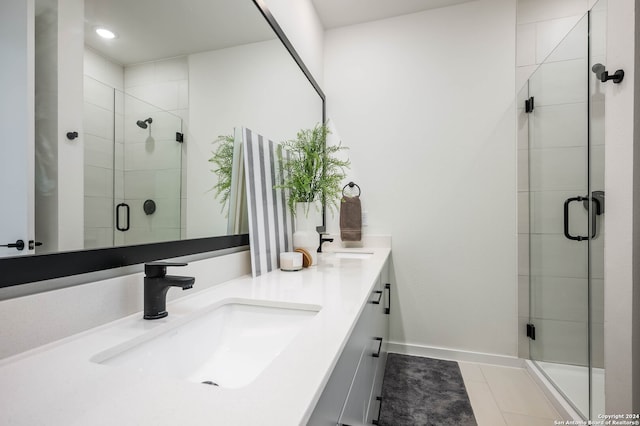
(324, 0, 518, 356)
(604, 0, 640, 414)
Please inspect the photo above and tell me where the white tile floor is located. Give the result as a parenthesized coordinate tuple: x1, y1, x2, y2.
(459, 362, 563, 426)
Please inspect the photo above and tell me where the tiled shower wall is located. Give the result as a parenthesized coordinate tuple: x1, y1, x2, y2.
(122, 58, 188, 244)
(516, 0, 598, 88)
(516, 0, 590, 360)
(83, 49, 123, 249)
(83, 53, 187, 247)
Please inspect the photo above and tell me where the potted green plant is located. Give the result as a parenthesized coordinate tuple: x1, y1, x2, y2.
(277, 123, 350, 263)
(209, 134, 235, 215)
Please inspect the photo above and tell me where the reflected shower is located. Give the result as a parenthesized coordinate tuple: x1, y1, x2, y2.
(591, 63, 605, 80)
(136, 117, 153, 129)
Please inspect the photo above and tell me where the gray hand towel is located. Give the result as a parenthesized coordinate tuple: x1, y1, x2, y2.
(340, 195, 362, 242)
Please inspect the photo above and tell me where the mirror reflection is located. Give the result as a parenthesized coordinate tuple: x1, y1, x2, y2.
(20, 0, 322, 257)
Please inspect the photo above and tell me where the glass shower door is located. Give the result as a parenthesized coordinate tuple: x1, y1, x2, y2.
(527, 14, 591, 417)
(114, 92, 183, 246)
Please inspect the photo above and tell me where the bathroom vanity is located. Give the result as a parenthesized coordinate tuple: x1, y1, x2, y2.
(0, 247, 391, 425)
(308, 254, 390, 425)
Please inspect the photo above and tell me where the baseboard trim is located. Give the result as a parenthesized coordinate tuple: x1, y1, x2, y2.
(387, 341, 524, 368)
(524, 360, 582, 422)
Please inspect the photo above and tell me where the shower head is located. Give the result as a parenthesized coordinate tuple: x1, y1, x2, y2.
(136, 117, 153, 129)
(591, 63, 605, 79)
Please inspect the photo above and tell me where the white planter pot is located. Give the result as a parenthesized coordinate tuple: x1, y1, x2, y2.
(293, 201, 321, 265)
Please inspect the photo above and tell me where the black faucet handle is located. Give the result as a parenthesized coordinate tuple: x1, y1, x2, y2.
(145, 262, 188, 278)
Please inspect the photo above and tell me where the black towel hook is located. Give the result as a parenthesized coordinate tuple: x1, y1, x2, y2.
(342, 181, 361, 197)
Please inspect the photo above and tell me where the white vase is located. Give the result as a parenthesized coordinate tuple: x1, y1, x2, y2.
(293, 201, 321, 266)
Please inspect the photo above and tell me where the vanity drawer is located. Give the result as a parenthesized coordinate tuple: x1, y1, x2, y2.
(338, 337, 379, 425)
(307, 300, 375, 425)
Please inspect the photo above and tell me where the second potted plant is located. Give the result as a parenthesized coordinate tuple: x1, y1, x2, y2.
(277, 123, 350, 264)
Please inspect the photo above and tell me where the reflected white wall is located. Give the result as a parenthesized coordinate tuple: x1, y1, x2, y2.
(187, 38, 321, 239)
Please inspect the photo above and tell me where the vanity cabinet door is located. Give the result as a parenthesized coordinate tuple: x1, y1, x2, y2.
(307, 295, 375, 425)
(337, 337, 377, 425)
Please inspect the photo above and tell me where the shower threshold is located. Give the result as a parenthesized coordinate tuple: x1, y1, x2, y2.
(537, 361, 604, 419)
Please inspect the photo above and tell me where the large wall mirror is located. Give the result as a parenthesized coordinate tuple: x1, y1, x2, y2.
(0, 0, 324, 288)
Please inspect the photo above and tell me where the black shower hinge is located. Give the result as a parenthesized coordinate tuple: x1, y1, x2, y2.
(526, 323, 536, 340)
(525, 96, 534, 113)
(176, 132, 184, 143)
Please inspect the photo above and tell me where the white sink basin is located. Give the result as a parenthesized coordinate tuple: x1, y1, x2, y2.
(92, 299, 320, 389)
(334, 251, 374, 259)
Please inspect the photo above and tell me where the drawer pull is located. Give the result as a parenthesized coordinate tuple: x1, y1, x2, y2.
(384, 283, 391, 314)
(371, 290, 383, 304)
(372, 337, 383, 358)
(372, 396, 383, 425)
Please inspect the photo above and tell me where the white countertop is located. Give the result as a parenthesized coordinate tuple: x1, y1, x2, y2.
(0, 248, 390, 426)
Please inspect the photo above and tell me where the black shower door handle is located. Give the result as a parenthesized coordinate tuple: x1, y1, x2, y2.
(564, 196, 596, 241)
(116, 203, 130, 231)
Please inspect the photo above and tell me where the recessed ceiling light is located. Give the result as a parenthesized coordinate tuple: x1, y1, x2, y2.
(95, 27, 116, 40)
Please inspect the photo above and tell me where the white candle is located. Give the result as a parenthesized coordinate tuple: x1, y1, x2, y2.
(280, 252, 303, 271)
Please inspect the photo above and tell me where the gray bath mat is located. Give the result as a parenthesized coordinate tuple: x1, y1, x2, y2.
(378, 353, 477, 426)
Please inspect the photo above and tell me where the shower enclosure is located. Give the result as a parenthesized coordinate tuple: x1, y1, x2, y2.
(83, 77, 183, 249)
(521, 0, 606, 419)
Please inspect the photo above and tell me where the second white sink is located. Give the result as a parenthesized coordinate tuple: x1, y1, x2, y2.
(334, 251, 374, 259)
(92, 299, 321, 389)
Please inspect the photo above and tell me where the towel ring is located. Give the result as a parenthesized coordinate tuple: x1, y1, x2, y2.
(342, 181, 361, 197)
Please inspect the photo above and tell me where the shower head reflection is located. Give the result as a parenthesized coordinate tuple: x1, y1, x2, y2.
(136, 117, 153, 129)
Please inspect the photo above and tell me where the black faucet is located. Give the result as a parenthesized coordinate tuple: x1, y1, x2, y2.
(143, 262, 195, 320)
(316, 226, 334, 253)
